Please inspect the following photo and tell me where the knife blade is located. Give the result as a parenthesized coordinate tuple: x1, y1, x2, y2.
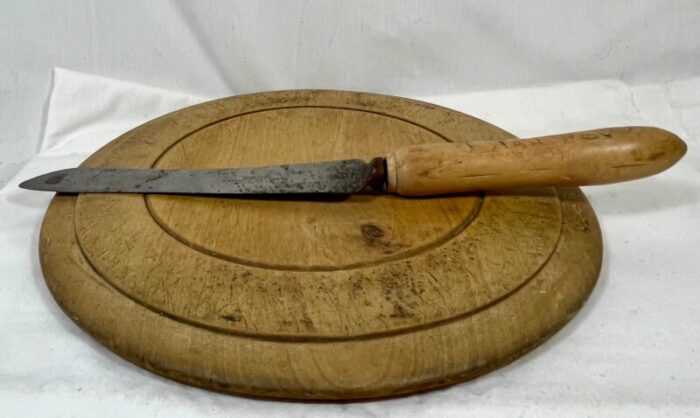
(19, 127, 686, 197)
(19, 159, 378, 195)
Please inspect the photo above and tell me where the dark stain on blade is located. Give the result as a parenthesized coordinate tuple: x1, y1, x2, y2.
(45, 174, 67, 185)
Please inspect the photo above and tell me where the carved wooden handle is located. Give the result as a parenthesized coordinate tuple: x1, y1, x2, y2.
(385, 127, 686, 196)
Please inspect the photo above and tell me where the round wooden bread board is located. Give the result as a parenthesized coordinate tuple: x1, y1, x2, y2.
(39, 90, 602, 400)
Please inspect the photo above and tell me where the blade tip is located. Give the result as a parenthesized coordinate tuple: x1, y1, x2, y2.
(18, 170, 70, 191)
(18, 178, 41, 191)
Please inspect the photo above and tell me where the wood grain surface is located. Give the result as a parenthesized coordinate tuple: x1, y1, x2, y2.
(385, 127, 686, 196)
(39, 90, 602, 400)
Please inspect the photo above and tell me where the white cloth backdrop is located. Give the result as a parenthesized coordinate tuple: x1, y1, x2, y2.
(3, 0, 700, 185)
(3, 1, 700, 416)
(0, 68, 698, 417)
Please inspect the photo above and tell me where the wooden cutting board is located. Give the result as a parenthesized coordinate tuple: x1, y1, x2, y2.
(39, 90, 602, 400)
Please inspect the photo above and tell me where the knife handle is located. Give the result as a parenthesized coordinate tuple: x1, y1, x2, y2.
(384, 127, 686, 196)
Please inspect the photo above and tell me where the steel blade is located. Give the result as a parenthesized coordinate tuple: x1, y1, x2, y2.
(18, 160, 374, 194)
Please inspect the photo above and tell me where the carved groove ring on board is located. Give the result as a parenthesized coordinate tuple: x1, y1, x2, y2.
(146, 106, 484, 271)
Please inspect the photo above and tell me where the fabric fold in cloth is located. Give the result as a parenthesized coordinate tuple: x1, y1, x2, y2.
(1, 68, 698, 417)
